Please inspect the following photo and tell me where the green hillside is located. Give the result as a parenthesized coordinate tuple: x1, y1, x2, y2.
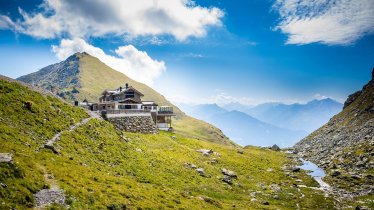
(18, 52, 233, 146)
(0, 77, 342, 209)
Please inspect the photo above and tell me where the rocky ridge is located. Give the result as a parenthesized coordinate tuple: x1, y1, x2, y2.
(294, 68, 374, 197)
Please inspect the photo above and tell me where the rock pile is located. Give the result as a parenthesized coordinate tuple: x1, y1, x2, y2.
(34, 189, 66, 207)
(221, 168, 237, 184)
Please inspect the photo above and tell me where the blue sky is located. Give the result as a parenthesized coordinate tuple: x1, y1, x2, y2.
(0, 0, 373, 105)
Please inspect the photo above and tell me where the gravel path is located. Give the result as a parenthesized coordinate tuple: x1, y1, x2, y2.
(43, 111, 102, 152)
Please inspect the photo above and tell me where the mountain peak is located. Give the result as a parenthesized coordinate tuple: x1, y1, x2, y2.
(67, 52, 91, 60)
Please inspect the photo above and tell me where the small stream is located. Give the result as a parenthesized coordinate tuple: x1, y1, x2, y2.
(299, 158, 331, 191)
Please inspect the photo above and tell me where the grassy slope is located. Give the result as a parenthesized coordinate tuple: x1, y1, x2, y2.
(78, 53, 234, 146)
(0, 78, 338, 209)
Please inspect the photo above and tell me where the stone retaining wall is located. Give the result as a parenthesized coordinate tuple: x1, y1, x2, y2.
(107, 116, 158, 134)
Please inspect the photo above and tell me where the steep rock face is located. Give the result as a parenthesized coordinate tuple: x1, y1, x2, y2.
(294, 68, 374, 194)
(17, 52, 233, 145)
(18, 53, 82, 100)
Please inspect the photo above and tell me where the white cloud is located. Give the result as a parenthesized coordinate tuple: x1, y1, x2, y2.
(6, 0, 223, 41)
(52, 38, 165, 86)
(0, 15, 14, 29)
(274, 0, 374, 45)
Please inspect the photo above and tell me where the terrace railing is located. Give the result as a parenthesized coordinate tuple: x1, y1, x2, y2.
(157, 106, 174, 114)
(103, 109, 150, 115)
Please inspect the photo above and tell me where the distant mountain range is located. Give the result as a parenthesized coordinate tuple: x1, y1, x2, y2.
(242, 98, 343, 133)
(179, 104, 307, 147)
(180, 98, 342, 147)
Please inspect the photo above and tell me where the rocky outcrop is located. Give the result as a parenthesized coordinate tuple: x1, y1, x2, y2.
(294, 68, 374, 195)
(343, 90, 362, 109)
(107, 116, 158, 134)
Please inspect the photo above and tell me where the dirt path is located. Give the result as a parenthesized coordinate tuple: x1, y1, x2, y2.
(42, 111, 102, 153)
(33, 166, 66, 209)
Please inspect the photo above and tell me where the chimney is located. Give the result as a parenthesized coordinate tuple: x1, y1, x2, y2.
(125, 83, 129, 89)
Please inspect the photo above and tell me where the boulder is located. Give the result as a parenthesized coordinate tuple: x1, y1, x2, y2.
(292, 167, 301, 172)
(196, 149, 213, 156)
(210, 158, 218, 164)
(221, 168, 237, 178)
(196, 168, 205, 176)
(0, 153, 13, 164)
(44, 144, 60, 154)
(331, 170, 341, 177)
(222, 175, 232, 185)
(262, 201, 269, 205)
(0, 183, 7, 188)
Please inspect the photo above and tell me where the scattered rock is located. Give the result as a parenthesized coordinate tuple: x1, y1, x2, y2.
(213, 152, 221, 156)
(34, 189, 65, 207)
(0, 153, 13, 164)
(273, 195, 280, 200)
(210, 158, 218, 164)
(250, 198, 257, 202)
(221, 168, 237, 178)
(136, 148, 142, 153)
(196, 149, 213, 156)
(269, 184, 282, 192)
(267, 168, 273, 172)
(222, 175, 233, 185)
(262, 201, 269, 205)
(44, 144, 59, 154)
(172, 136, 177, 139)
(196, 168, 206, 176)
(197, 196, 222, 208)
(289, 174, 298, 179)
(0, 183, 7, 188)
(292, 167, 301, 172)
(355, 205, 370, 210)
(331, 170, 341, 177)
(258, 183, 266, 190)
(237, 150, 244, 154)
(184, 162, 197, 169)
(24, 101, 33, 110)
